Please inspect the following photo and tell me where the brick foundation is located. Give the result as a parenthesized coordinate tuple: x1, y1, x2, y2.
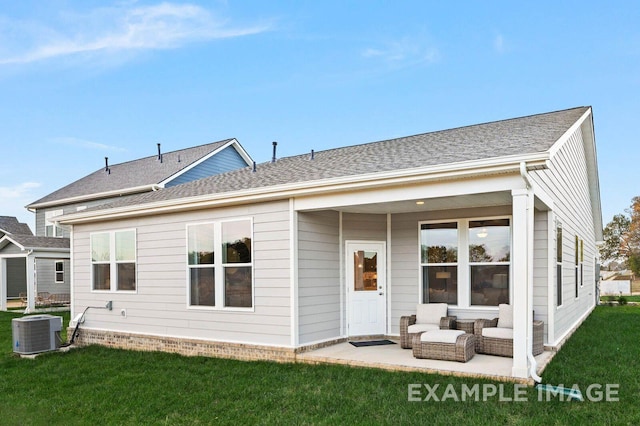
(70, 328, 297, 362)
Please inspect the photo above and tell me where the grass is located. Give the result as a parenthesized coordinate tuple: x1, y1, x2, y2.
(600, 295, 640, 303)
(1, 306, 638, 425)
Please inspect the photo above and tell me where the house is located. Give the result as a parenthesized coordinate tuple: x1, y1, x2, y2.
(0, 216, 68, 310)
(53, 106, 601, 381)
(0, 139, 252, 312)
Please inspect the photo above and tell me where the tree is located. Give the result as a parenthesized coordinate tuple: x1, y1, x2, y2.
(600, 214, 630, 264)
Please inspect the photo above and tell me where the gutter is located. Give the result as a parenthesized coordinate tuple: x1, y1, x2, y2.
(58, 154, 550, 225)
(520, 161, 542, 383)
(27, 184, 163, 211)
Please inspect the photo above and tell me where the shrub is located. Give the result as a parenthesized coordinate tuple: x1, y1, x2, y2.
(618, 296, 628, 305)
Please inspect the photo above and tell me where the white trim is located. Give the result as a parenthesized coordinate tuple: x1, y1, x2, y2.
(185, 218, 255, 312)
(548, 108, 592, 158)
(418, 215, 512, 309)
(54, 260, 65, 283)
(386, 213, 392, 335)
(339, 212, 344, 335)
(345, 240, 387, 337)
(57, 155, 549, 225)
(546, 212, 556, 344)
(28, 184, 162, 210)
(289, 198, 299, 347)
(89, 228, 138, 294)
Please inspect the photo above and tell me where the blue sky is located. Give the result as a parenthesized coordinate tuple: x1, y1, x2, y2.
(1, 1, 638, 230)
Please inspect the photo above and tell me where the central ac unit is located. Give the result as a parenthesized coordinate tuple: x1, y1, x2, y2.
(12, 315, 62, 355)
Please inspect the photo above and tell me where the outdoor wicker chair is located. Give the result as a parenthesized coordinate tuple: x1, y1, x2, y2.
(400, 303, 456, 349)
(474, 304, 544, 357)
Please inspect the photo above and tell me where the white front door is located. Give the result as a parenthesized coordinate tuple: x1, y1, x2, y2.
(346, 241, 386, 336)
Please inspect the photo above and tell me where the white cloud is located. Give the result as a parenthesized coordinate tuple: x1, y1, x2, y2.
(0, 182, 41, 199)
(362, 37, 439, 67)
(52, 137, 127, 152)
(0, 2, 271, 65)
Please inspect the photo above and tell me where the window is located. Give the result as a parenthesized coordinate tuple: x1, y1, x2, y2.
(419, 217, 511, 307)
(55, 261, 64, 283)
(556, 223, 563, 307)
(580, 239, 584, 288)
(420, 222, 458, 304)
(45, 209, 64, 237)
(469, 219, 510, 306)
(187, 219, 253, 309)
(91, 230, 136, 291)
(575, 235, 579, 298)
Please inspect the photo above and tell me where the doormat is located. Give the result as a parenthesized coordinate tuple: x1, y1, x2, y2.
(349, 340, 396, 347)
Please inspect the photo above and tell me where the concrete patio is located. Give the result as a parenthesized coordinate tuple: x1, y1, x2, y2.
(297, 339, 555, 384)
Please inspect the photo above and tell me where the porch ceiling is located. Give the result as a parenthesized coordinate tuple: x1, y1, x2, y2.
(334, 192, 513, 214)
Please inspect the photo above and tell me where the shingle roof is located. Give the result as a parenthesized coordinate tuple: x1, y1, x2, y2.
(1, 234, 70, 250)
(0, 216, 33, 235)
(28, 139, 235, 207)
(90, 106, 590, 211)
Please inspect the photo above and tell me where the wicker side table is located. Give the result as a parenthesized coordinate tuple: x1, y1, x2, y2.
(455, 319, 475, 334)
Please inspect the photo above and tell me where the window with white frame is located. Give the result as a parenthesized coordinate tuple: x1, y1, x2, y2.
(91, 230, 136, 291)
(55, 260, 64, 283)
(575, 235, 579, 298)
(556, 223, 563, 307)
(580, 239, 584, 288)
(420, 222, 458, 304)
(187, 219, 253, 309)
(45, 209, 64, 237)
(419, 217, 511, 307)
(469, 219, 510, 306)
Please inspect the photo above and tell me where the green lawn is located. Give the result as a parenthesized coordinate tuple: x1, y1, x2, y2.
(1, 307, 638, 425)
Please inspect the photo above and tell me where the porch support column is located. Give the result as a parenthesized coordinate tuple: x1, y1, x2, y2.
(0, 258, 6, 311)
(25, 253, 36, 314)
(511, 189, 533, 378)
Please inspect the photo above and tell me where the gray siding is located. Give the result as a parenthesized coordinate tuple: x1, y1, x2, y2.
(297, 211, 340, 344)
(533, 210, 549, 339)
(6, 258, 26, 298)
(36, 259, 71, 295)
(72, 200, 292, 347)
(529, 122, 597, 344)
(166, 146, 248, 187)
(0, 244, 24, 255)
(35, 198, 113, 237)
(342, 213, 387, 242)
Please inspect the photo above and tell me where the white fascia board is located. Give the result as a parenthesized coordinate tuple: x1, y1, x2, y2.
(0, 235, 25, 251)
(26, 184, 161, 210)
(548, 107, 592, 158)
(549, 107, 603, 240)
(58, 153, 549, 224)
(295, 174, 525, 212)
(158, 139, 253, 187)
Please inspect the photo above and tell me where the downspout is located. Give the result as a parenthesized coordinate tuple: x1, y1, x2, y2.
(520, 162, 542, 383)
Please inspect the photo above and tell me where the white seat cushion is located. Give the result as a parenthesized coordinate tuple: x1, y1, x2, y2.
(415, 303, 447, 325)
(482, 327, 513, 340)
(420, 329, 464, 344)
(497, 304, 513, 329)
(407, 323, 440, 334)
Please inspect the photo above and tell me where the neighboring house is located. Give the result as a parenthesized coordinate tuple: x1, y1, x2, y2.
(0, 139, 253, 312)
(0, 216, 65, 310)
(53, 106, 601, 381)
